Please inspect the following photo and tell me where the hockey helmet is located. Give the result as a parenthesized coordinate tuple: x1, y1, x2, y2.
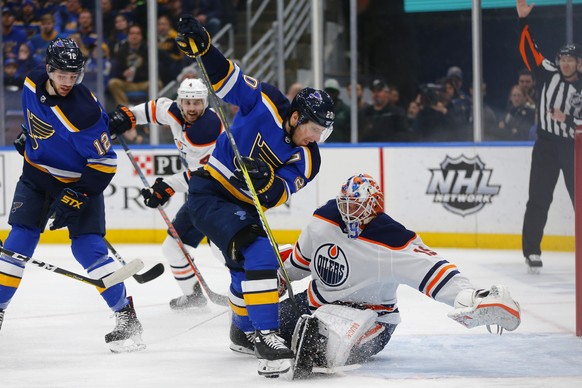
(290, 87, 335, 142)
(336, 173, 384, 239)
(177, 78, 208, 109)
(555, 43, 582, 65)
(46, 38, 85, 74)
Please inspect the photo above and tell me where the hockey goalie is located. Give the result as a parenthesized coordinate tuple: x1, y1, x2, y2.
(275, 173, 521, 379)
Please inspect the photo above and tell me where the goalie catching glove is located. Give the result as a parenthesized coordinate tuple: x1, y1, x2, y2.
(229, 157, 275, 194)
(49, 188, 88, 230)
(175, 15, 211, 57)
(141, 178, 175, 208)
(108, 105, 136, 138)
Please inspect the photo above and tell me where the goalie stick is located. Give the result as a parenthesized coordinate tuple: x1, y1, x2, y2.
(0, 246, 144, 289)
(104, 238, 165, 284)
(117, 136, 228, 306)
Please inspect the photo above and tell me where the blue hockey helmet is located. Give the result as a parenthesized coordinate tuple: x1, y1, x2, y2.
(290, 87, 335, 142)
(46, 38, 86, 74)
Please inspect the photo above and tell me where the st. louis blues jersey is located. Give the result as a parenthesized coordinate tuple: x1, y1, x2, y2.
(21, 69, 116, 196)
(130, 97, 223, 191)
(284, 200, 473, 325)
(198, 47, 321, 209)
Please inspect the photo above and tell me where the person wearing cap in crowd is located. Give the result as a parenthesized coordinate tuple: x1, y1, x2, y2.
(324, 78, 351, 142)
(359, 79, 411, 142)
(445, 65, 472, 131)
(3, 57, 23, 90)
(2, 6, 27, 60)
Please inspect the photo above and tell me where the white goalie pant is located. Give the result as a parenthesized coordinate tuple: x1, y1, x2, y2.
(294, 304, 378, 369)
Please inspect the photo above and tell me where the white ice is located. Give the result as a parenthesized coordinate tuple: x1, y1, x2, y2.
(1, 245, 581, 388)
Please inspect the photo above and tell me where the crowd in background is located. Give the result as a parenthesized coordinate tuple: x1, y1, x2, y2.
(2, 0, 537, 144)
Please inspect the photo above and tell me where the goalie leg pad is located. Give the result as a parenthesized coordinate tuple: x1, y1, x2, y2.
(448, 285, 521, 332)
(291, 314, 327, 380)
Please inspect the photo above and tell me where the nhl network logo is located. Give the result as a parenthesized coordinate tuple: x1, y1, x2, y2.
(426, 154, 500, 216)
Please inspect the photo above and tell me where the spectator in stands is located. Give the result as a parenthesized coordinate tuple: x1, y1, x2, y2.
(54, 0, 83, 35)
(157, 14, 184, 85)
(2, 6, 27, 60)
(14, 0, 40, 39)
(346, 80, 370, 110)
(359, 79, 411, 142)
(101, 0, 116, 38)
(517, 68, 537, 108)
(441, 77, 470, 140)
(3, 57, 23, 90)
(193, 0, 226, 37)
(469, 81, 497, 141)
(324, 78, 351, 143)
(30, 13, 66, 64)
(413, 83, 454, 141)
(109, 13, 130, 55)
(406, 99, 421, 128)
(69, 9, 98, 57)
(388, 83, 402, 108)
(85, 42, 112, 83)
(286, 82, 304, 101)
(108, 24, 159, 106)
(497, 85, 536, 140)
(16, 42, 38, 78)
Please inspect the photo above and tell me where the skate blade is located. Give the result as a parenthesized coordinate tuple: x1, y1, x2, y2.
(229, 343, 255, 356)
(108, 335, 147, 353)
(257, 358, 292, 378)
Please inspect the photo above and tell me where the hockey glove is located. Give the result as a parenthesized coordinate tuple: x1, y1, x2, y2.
(230, 157, 275, 194)
(49, 188, 88, 230)
(140, 178, 175, 208)
(14, 125, 27, 156)
(108, 105, 136, 138)
(176, 15, 211, 57)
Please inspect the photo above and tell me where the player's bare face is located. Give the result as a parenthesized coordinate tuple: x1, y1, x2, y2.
(293, 122, 326, 146)
(49, 69, 79, 96)
(180, 99, 205, 123)
(558, 56, 580, 80)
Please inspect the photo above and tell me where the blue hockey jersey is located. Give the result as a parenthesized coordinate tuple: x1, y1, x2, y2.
(199, 47, 321, 209)
(21, 69, 116, 196)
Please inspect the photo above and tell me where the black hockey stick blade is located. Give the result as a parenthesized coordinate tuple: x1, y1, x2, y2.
(131, 262, 165, 283)
(104, 238, 165, 284)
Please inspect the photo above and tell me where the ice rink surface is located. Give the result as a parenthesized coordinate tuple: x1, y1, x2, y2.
(1, 244, 580, 388)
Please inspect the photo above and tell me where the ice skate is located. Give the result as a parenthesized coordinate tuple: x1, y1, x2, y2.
(169, 282, 207, 310)
(448, 285, 521, 334)
(229, 323, 255, 355)
(254, 330, 294, 378)
(525, 254, 542, 274)
(105, 297, 146, 353)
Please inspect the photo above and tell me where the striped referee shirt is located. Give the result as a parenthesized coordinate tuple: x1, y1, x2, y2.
(519, 18, 582, 140)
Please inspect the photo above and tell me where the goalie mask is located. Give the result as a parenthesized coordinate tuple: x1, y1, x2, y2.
(336, 173, 384, 239)
(177, 78, 208, 109)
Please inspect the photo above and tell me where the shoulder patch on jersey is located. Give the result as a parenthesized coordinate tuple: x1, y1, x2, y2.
(184, 109, 223, 146)
(313, 200, 342, 223)
(360, 214, 416, 248)
(303, 142, 321, 180)
(53, 84, 103, 131)
(261, 82, 290, 121)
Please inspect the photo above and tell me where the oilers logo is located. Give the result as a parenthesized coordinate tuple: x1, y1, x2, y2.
(313, 244, 349, 287)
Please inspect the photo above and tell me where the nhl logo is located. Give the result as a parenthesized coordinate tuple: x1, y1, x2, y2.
(426, 154, 500, 216)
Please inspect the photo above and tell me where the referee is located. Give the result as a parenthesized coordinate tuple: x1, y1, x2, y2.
(517, 0, 582, 273)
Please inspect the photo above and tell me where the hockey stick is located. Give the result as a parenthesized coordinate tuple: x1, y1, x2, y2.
(184, 38, 299, 311)
(117, 136, 228, 306)
(0, 246, 144, 289)
(104, 238, 165, 284)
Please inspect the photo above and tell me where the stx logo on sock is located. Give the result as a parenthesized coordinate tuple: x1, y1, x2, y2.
(61, 195, 84, 209)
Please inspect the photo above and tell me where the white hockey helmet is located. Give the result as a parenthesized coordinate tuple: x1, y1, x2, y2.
(336, 173, 384, 239)
(177, 78, 208, 109)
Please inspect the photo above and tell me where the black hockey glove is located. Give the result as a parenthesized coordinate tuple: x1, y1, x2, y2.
(230, 157, 275, 194)
(14, 125, 27, 156)
(140, 178, 175, 208)
(176, 15, 211, 57)
(108, 105, 136, 138)
(49, 188, 88, 230)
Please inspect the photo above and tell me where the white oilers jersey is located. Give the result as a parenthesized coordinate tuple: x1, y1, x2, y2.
(284, 200, 473, 324)
(131, 97, 223, 191)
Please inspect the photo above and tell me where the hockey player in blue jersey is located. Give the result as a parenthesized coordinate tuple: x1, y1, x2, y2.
(175, 15, 335, 378)
(0, 38, 145, 352)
